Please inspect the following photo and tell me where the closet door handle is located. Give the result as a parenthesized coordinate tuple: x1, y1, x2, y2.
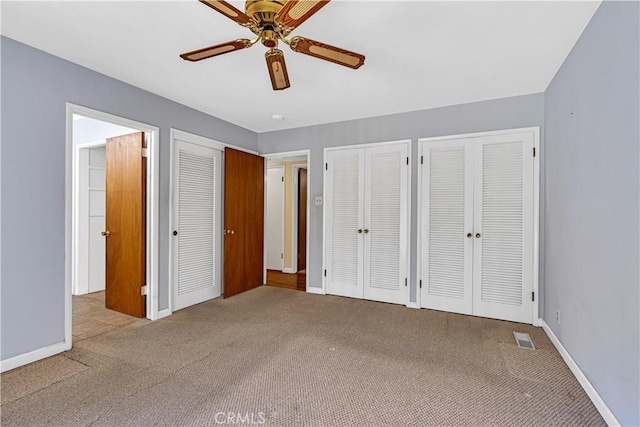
(101, 231, 110, 237)
(466, 233, 472, 238)
(475, 233, 481, 239)
(358, 229, 363, 234)
(364, 229, 369, 234)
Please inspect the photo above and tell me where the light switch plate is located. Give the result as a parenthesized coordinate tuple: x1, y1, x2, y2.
(314, 196, 323, 205)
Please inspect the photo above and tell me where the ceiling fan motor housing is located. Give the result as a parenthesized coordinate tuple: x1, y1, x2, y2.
(245, 0, 286, 27)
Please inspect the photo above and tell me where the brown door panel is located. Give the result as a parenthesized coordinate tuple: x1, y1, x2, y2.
(224, 148, 264, 297)
(105, 132, 146, 318)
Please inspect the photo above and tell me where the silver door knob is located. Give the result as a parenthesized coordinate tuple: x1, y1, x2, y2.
(101, 231, 110, 237)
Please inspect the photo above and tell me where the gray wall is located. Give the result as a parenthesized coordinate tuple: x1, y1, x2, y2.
(0, 36, 257, 361)
(543, 1, 639, 425)
(258, 94, 545, 307)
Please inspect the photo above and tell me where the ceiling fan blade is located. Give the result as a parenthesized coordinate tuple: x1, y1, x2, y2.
(265, 49, 291, 91)
(199, 0, 252, 26)
(275, 0, 330, 32)
(180, 39, 253, 62)
(289, 36, 365, 69)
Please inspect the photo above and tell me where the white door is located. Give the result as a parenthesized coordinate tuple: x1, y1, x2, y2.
(266, 167, 285, 270)
(171, 139, 222, 311)
(419, 131, 535, 324)
(325, 148, 365, 299)
(76, 146, 107, 295)
(420, 140, 474, 315)
(363, 144, 409, 305)
(472, 132, 534, 323)
(87, 147, 107, 293)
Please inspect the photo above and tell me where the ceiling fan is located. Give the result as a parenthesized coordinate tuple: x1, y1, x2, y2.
(180, 0, 366, 91)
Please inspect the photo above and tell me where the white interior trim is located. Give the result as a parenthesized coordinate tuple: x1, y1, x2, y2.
(156, 309, 172, 320)
(0, 341, 68, 373)
(261, 150, 311, 291)
(66, 103, 161, 352)
(305, 287, 325, 295)
(540, 320, 621, 426)
(415, 127, 540, 324)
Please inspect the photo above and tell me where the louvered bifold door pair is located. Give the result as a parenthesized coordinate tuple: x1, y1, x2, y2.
(171, 139, 222, 311)
(325, 143, 408, 305)
(420, 132, 534, 324)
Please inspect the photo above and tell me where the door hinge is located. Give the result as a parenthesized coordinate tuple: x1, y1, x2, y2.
(532, 291, 535, 302)
(281, 253, 284, 259)
(420, 155, 424, 165)
(141, 147, 148, 158)
(324, 269, 327, 277)
(406, 157, 409, 165)
(325, 163, 328, 171)
(404, 278, 407, 287)
(281, 176, 284, 182)
(141, 285, 148, 296)
(533, 147, 536, 157)
(419, 280, 422, 289)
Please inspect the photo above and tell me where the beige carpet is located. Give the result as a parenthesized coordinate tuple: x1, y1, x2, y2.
(1, 286, 604, 426)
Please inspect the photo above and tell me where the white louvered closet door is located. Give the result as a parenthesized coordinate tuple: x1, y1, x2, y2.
(325, 148, 365, 299)
(420, 140, 474, 315)
(472, 132, 534, 323)
(363, 144, 409, 305)
(171, 139, 222, 311)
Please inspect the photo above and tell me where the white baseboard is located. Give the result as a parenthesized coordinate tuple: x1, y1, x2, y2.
(306, 286, 325, 295)
(156, 309, 172, 320)
(534, 317, 544, 327)
(0, 341, 69, 373)
(282, 268, 297, 274)
(540, 320, 620, 426)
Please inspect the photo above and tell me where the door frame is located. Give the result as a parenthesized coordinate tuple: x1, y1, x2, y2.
(265, 165, 286, 271)
(322, 139, 412, 307)
(169, 129, 259, 312)
(291, 163, 308, 273)
(416, 126, 540, 324)
(66, 103, 161, 349)
(260, 150, 311, 290)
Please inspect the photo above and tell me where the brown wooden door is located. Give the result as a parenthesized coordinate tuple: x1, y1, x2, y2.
(297, 168, 307, 271)
(224, 148, 264, 297)
(105, 132, 146, 317)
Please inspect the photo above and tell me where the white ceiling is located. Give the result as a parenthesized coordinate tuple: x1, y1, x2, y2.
(1, 1, 600, 133)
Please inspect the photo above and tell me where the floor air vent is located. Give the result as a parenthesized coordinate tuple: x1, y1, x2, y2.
(513, 332, 535, 350)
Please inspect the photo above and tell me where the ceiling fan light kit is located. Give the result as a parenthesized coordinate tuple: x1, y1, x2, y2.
(181, 0, 366, 91)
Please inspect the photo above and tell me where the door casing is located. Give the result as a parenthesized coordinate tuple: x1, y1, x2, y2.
(261, 151, 311, 289)
(66, 103, 160, 350)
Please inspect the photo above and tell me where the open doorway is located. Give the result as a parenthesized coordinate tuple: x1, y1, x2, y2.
(263, 151, 309, 292)
(67, 104, 160, 347)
